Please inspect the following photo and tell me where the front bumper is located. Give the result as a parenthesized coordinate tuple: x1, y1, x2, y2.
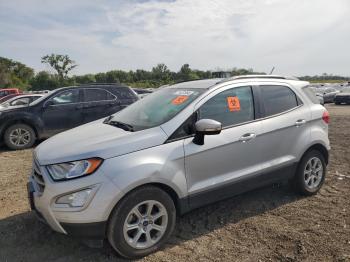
(27, 165, 124, 239)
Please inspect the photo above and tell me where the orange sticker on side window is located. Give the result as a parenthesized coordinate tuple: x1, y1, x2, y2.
(172, 95, 189, 105)
(227, 96, 241, 111)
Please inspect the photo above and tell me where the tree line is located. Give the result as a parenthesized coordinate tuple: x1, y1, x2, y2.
(0, 54, 348, 91)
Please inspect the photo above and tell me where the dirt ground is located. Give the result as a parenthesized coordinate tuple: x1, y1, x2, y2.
(0, 104, 349, 262)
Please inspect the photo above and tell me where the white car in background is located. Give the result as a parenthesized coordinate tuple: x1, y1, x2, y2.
(0, 94, 44, 109)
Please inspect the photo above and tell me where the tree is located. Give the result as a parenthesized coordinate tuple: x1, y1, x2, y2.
(74, 74, 96, 84)
(178, 64, 199, 81)
(0, 57, 34, 89)
(41, 54, 77, 79)
(151, 63, 171, 81)
(29, 71, 60, 90)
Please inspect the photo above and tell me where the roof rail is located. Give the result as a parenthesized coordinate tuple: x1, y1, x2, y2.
(78, 82, 127, 86)
(219, 74, 299, 83)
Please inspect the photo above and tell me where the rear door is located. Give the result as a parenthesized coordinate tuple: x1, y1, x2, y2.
(258, 84, 311, 179)
(41, 89, 84, 136)
(81, 88, 120, 124)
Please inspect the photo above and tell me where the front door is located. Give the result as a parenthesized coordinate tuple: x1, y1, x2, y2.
(183, 86, 264, 208)
(41, 89, 84, 137)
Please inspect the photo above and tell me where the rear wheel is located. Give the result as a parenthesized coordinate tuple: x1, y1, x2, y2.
(4, 124, 36, 150)
(107, 186, 176, 259)
(294, 150, 326, 195)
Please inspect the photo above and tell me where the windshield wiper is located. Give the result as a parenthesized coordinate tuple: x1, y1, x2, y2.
(104, 117, 134, 132)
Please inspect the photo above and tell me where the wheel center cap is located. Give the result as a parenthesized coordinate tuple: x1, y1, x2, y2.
(143, 221, 149, 226)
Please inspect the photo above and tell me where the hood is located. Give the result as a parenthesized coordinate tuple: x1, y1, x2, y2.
(0, 104, 29, 112)
(35, 120, 168, 165)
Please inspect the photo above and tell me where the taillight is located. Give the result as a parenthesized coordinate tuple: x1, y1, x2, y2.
(322, 111, 330, 124)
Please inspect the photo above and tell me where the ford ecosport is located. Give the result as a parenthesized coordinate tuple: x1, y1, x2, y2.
(28, 75, 330, 259)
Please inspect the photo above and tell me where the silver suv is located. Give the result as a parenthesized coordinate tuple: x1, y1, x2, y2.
(28, 75, 330, 259)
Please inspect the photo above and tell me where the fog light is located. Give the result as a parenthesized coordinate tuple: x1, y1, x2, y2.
(56, 188, 93, 207)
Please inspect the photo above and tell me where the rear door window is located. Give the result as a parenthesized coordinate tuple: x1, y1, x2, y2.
(84, 88, 116, 102)
(260, 85, 299, 116)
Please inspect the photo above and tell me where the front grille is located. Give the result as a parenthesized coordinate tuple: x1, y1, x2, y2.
(32, 158, 45, 193)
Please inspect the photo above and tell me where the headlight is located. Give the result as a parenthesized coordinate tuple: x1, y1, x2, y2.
(47, 158, 103, 181)
(56, 188, 94, 207)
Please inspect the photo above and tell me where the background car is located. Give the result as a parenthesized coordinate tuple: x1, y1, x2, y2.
(308, 86, 324, 105)
(0, 94, 43, 109)
(315, 87, 339, 103)
(0, 88, 21, 98)
(0, 84, 138, 150)
(0, 93, 21, 104)
(133, 88, 153, 99)
(316, 93, 324, 105)
(334, 87, 350, 105)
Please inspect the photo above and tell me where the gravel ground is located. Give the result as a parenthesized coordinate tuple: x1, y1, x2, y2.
(0, 104, 349, 261)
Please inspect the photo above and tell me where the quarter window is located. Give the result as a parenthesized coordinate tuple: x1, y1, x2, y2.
(84, 89, 116, 102)
(260, 85, 299, 116)
(198, 86, 255, 128)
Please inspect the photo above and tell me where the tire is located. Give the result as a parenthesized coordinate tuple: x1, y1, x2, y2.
(294, 150, 326, 196)
(335, 102, 340, 105)
(4, 124, 36, 150)
(107, 186, 176, 259)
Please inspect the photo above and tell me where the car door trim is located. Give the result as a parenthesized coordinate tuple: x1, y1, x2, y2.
(184, 161, 298, 212)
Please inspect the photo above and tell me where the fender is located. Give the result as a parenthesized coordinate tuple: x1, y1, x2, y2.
(0, 111, 45, 139)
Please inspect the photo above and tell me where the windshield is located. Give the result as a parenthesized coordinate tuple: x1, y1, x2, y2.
(109, 88, 205, 131)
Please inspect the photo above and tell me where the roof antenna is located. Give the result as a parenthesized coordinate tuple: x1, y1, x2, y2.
(269, 66, 275, 75)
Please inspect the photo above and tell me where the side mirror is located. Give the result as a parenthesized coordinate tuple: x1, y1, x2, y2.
(193, 119, 222, 145)
(43, 100, 54, 108)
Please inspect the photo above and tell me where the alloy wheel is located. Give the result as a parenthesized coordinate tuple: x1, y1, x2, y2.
(9, 128, 31, 146)
(304, 157, 323, 189)
(123, 200, 168, 250)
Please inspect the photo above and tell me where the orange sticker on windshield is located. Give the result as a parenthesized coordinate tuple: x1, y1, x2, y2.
(172, 95, 189, 105)
(227, 96, 241, 111)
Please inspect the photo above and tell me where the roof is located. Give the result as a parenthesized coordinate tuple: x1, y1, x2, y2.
(220, 74, 299, 82)
(53, 83, 130, 93)
(167, 75, 305, 90)
(0, 88, 20, 91)
(168, 79, 222, 89)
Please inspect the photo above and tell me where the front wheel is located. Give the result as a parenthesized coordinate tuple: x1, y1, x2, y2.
(107, 186, 176, 259)
(294, 150, 326, 196)
(4, 124, 36, 150)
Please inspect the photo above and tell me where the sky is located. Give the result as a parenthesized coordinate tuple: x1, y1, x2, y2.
(0, 0, 349, 76)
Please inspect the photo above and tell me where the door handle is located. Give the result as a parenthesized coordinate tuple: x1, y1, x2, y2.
(239, 133, 256, 142)
(295, 119, 306, 127)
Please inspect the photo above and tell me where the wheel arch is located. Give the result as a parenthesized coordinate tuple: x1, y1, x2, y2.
(107, 182, 188, 224)
(301, 143, 329, 165)
(1, 119, 40, 139)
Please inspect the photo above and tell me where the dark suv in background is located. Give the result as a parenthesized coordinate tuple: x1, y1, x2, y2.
(0, 84, 138, 150)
